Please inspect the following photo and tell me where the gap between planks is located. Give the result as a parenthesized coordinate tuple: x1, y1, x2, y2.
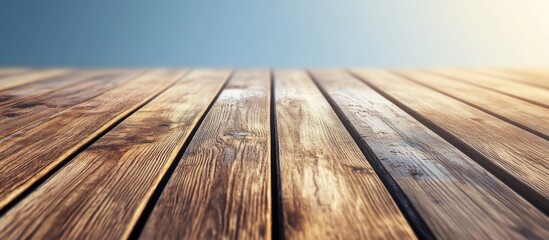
(313, 69, 548, 239)
(426, 69, 549, 108)
(0, 70, 230, 239)
(0, 70, 189, 213)
(390, 70, 549, 140)
(350, 69, 549, 214)
(308, 70, 434, 240)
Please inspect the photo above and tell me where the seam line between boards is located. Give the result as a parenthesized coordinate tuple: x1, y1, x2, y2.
(0, 69, 192, 217)
(307, 70, 435, 240)
(424, 70, 549, 109)
(127, 69, 234, 239)
(270, 69, 284, 240)
(348, 69, 549, 216)
(390, 71, 548, 141)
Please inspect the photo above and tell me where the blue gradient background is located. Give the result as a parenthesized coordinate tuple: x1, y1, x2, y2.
(1, 0, 548, 67)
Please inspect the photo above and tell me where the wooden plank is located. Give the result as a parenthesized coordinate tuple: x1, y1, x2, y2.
(312, 70, 549, 239)
(0, 69, 186, 210)
(503, 69, 549, 89)
(0, 70, 136, 107)
(0, 70, 94, 107)
(394, 70, 549, 138)
(352, 69, 549, 211)
(0, 70, 141, 139)
(0, 69, 71, 90)
(510, 68, 549, 76)
(427, 69, 549, 108)
(0, 69, 230, 239)
(0, 68, 31, 78)
(466, 68, 549, 89)
(511, 68, 549, 79)
(141, 70, 270, 239)
(274, 70, 415, 239)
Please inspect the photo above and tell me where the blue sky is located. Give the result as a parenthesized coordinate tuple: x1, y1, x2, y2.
(1, 0, 548, 67)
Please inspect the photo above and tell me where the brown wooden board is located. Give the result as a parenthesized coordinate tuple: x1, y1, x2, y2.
(0, 70, 141, 139)
(0, 69, 71, 90)
(352, 69, 549, 212)
(394, 70, 549, 139)
(427, 69, 549, 108)
(0, 70, 186, 210)
(0, 67, 546, 239)
(273, 70, 415, 239)
(0, 69, 230, 239)
(466, 68, 549, 89)
(0, 70, 137, 107)
(141, 70, 271, 239)
(312, 70, 549, 239)
(504, 69, 549, 89)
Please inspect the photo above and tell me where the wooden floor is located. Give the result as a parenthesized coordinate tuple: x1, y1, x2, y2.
(0, 68, 547, 239)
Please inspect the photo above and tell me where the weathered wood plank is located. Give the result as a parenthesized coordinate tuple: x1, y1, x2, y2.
(0, 70, 94, 107)
(427, 69, 549, 108)
(466, 69, 549, 89)
(141, 70, 270, 239)
(0, 69, 230, 240)
(312, 70, 549, 239)
(0, 70, 186, 210)
(0, 70, 141, 139)
(274, 70, 415, 239)
(0, 70, 136, 107)
(394, 70, 549, 138)
(352, 69, 549, 211)
(0, 69, 71, 90)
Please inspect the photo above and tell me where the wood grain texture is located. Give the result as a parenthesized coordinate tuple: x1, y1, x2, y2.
(427, 69, 549, 108)
(394, 70, 549, 138)
(0, 70, 136, 107)
(0, 70, 140, 139)
(466, 68, 549, 89)
(312, 70, 549, 239)
(0, 69, 230, 240)
(0, 67, 546, 239)
(141, 70, 271, 240)
(0, 70, 94, 107)
(274, 70, 415, 239)
(0, 69, 71, 90)
(352, 69, 549, 211)
(0, 70, 185, 210)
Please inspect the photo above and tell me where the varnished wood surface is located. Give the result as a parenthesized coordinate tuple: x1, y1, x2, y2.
(0, 68, 547, 239)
